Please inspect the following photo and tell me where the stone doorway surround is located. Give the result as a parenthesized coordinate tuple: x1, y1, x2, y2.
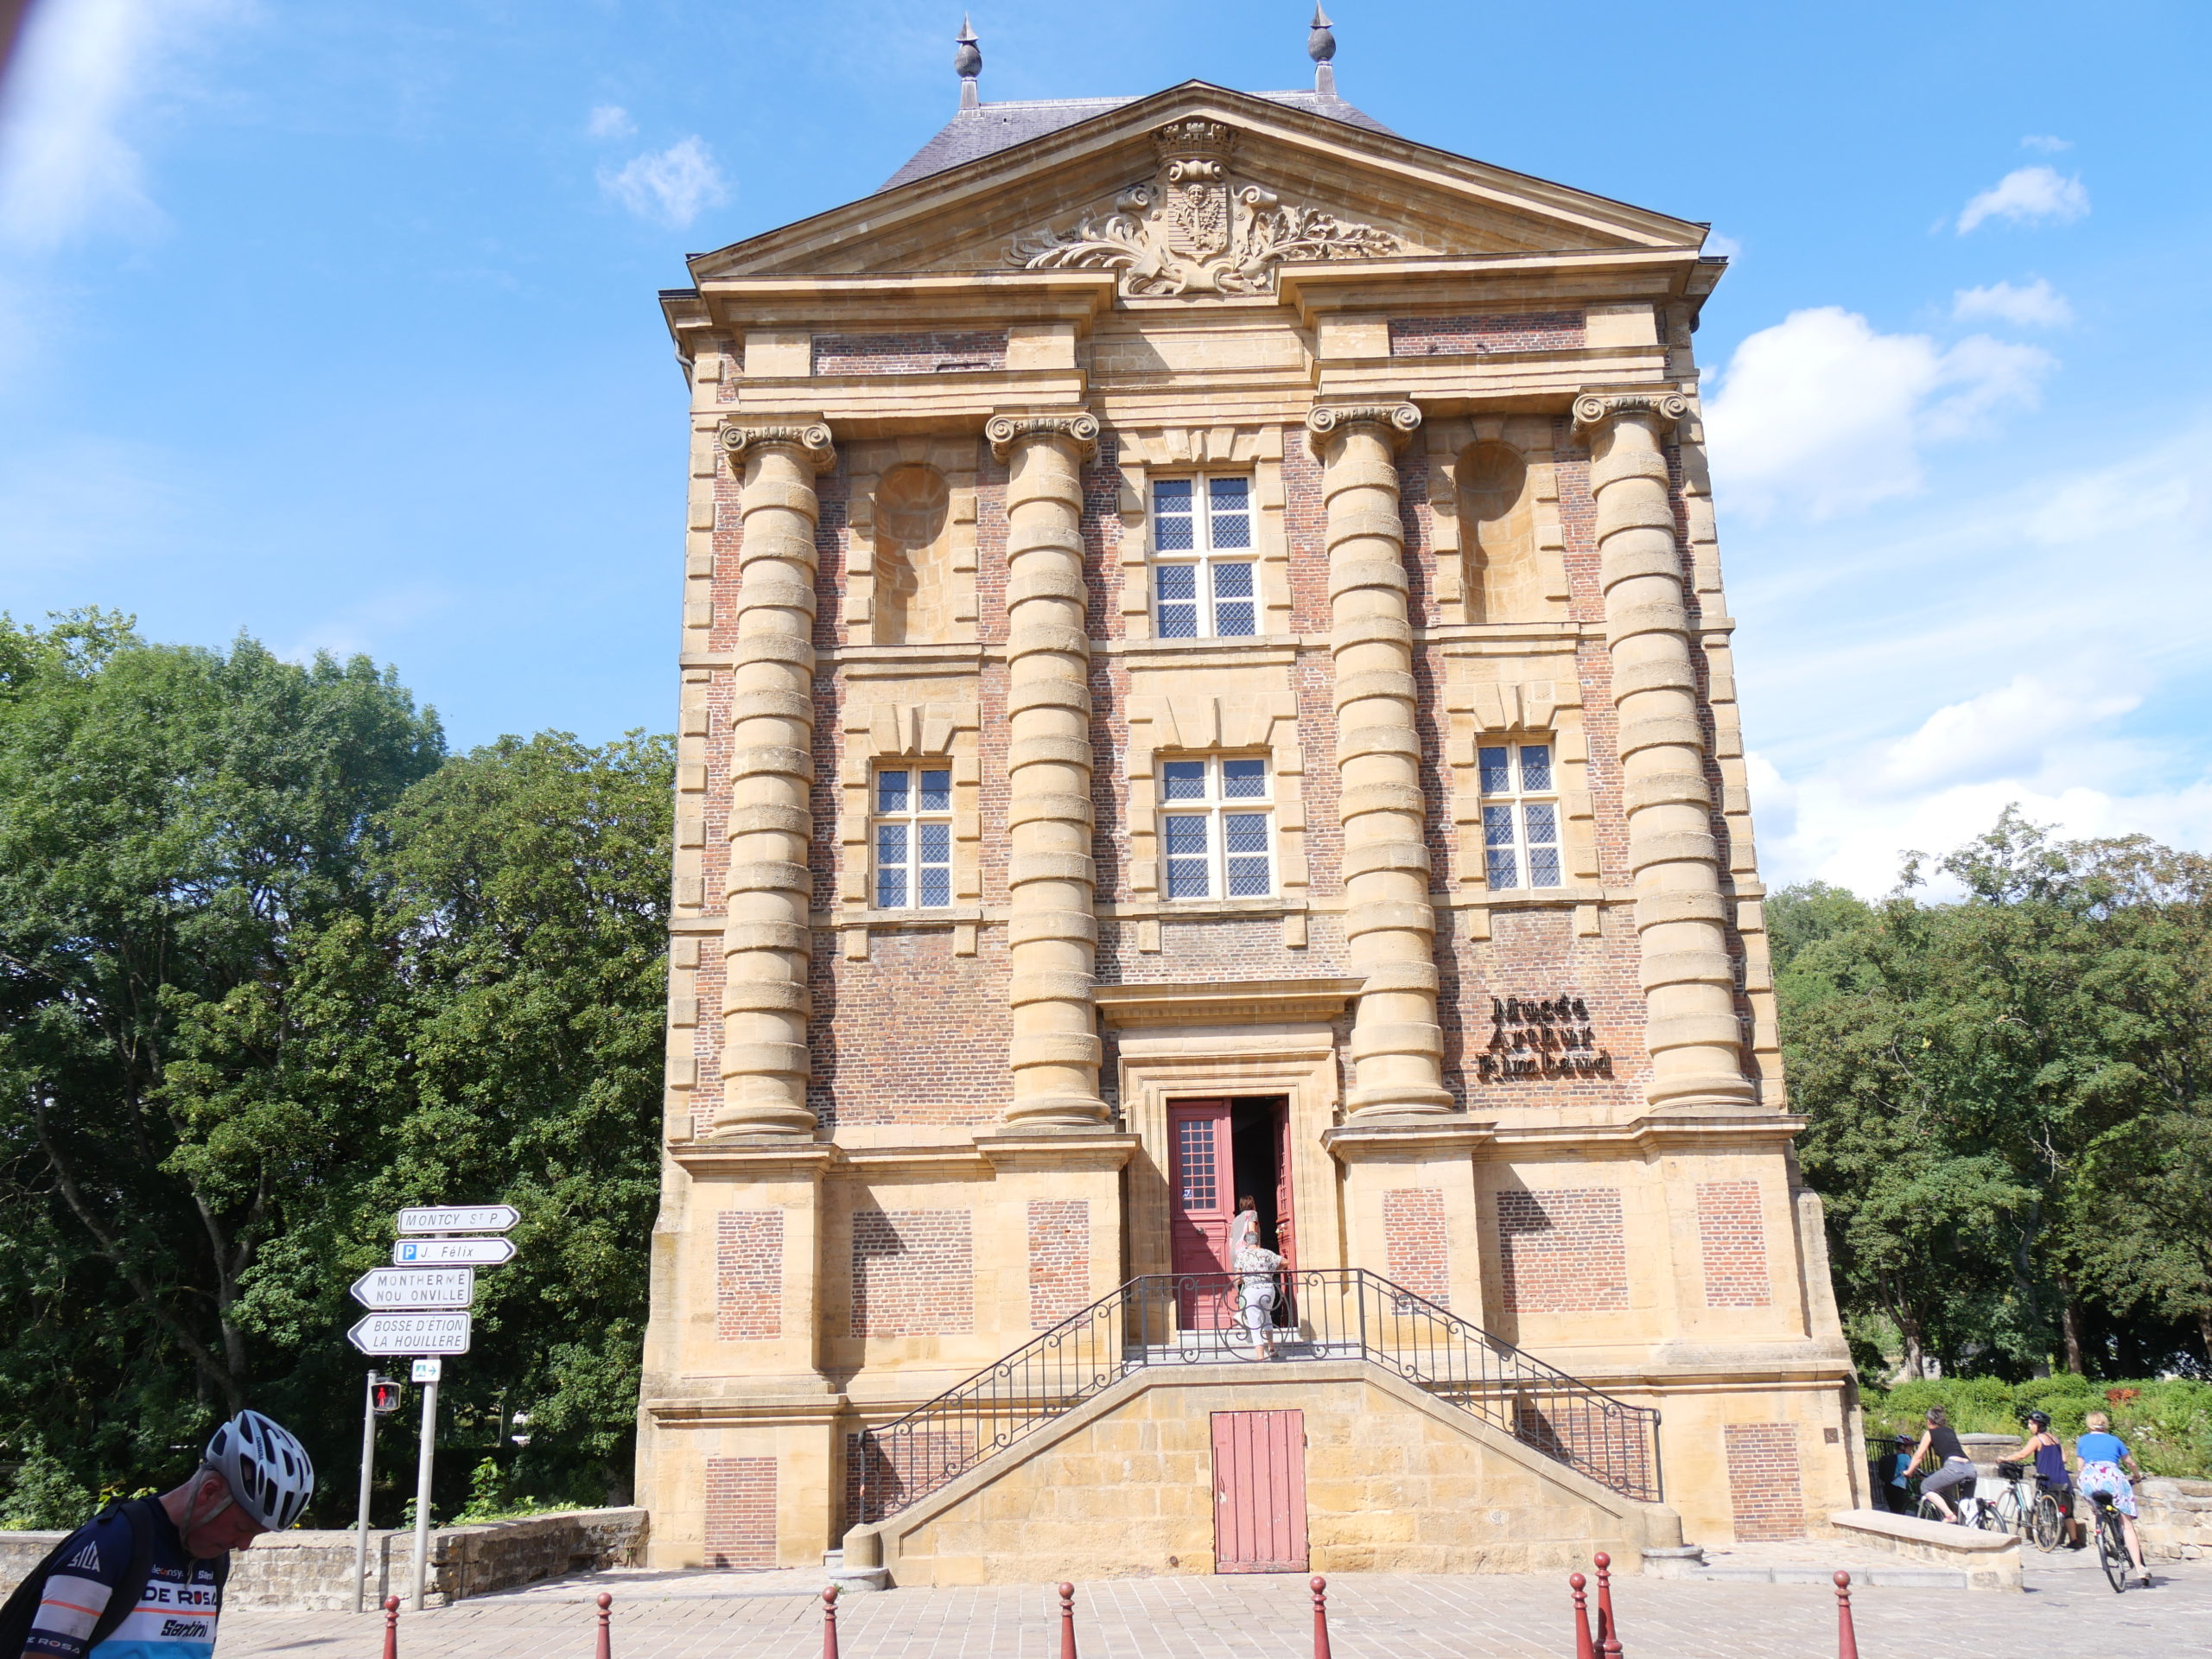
(1094, 978, 1361, 1281)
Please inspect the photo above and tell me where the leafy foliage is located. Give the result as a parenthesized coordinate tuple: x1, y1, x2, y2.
(1860, 1376, 2212, 1478)
(0, 618, 671, 1523)
(1774, 810, 2212, 1382)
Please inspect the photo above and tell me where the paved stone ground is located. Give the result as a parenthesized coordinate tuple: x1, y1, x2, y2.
(225, 1546, 2209, 1659)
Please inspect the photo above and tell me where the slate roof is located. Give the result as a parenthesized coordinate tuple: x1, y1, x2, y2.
(880, 84, 1396, 192)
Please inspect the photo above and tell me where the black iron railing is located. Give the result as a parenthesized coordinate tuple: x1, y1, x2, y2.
(853, 1268, 1663, 1523)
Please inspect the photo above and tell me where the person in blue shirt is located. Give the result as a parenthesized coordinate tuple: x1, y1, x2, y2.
(1873, 1433, 1914, 1514)
(2075, 1409, 2151, 1585)
(2, 1411, 315, 1659)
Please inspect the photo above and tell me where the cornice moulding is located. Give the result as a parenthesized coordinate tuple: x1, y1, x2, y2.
(1093, 976, 1363, 1027)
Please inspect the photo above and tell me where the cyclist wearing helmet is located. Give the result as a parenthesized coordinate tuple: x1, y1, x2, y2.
(1999, 1409, 2078, 1548)
(0, 1411, 313, 1659)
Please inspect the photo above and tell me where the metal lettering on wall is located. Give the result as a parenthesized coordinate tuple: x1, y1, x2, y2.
(1475, 995, 1613, 1083)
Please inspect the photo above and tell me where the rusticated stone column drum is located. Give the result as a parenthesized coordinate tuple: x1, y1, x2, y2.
(988, 411, 1109, 1127)
(1306, 403, 1452, 1117)
(714, 421, 836, 1136)
(1572, 391, 1753, 1109)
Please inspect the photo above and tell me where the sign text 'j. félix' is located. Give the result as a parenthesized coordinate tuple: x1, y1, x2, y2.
(392, 1236, 517, 1267)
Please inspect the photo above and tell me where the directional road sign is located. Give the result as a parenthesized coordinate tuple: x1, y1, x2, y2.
(346, 1313, 472, 1357)
(350, 1267, 476, 1310)
(391, 1236, 516, 1267)
(396, 1205, 518, 1235)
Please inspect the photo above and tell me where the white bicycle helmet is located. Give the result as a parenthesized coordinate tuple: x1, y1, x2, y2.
(205, 1409, 315, 1530)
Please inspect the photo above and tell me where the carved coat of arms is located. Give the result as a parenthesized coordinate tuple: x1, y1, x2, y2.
(1007, 118, 1401, 297)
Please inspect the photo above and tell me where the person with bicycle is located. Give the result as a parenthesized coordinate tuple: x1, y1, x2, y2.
(1996, 1409, 2079, 1548)
(0, 1410, 315, 1659)
(1904, 1405, 1977, 1523)
(2075, 1409, 2152, 1586)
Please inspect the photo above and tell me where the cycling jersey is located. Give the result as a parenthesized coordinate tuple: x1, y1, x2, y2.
(24, 1503, 222, 1659)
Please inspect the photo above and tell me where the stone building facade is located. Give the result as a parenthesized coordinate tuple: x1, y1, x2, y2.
(637, 36, 1861, 1580)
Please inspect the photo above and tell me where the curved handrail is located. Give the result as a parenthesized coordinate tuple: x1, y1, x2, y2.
(854, 1268, 1662, 1523)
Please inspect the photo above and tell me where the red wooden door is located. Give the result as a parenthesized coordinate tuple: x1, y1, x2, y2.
(1169, 1100, 1234, 1328)
(1274, 1100, 1297, 1270)
(1211, 1409, 1308, 1573)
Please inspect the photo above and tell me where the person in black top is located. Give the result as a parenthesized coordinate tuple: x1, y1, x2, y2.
(1904, 1405, 1977, 1522)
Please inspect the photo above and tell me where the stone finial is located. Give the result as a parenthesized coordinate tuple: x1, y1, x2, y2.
(955, 14, 982, 111)
(1308, 4, 1337, 97)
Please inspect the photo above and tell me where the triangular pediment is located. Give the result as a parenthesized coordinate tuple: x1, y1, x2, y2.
(689, 83, 1706, 296)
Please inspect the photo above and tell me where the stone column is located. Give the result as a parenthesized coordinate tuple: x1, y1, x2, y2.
(1307, 402, 1452, 1118)
(714, 419, 836, 1136)
(1572, 391, 1753, 1110)
(987, 410, 1109, 1128)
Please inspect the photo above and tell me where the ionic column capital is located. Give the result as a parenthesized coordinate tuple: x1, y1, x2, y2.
(1570, 391, 1689, 444)
(987, 410, 1099, 463)
(1306, 401, 1421, 452)
(720, 418, 837, 472)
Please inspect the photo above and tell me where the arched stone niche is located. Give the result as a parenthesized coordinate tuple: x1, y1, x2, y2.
(1459, 442, 1541, 624)
(874, 463, 953, 644)
(843, 439, 979, 645)
(1421, 416, 1568, 627)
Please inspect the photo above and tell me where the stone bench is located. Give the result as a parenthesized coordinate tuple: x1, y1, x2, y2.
(1827, 1510, 2020, 1591)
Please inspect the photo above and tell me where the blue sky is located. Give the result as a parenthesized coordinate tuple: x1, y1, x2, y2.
(2, 0, 2207, 893)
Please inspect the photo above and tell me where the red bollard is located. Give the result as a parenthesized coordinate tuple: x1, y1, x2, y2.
(1833, 1572, 1859, 1659)
(1592, 1553, 1622, 1659)
(1058, 1583, 1077, 1659)
(1568, 1573, 1594, 1659)
(381, 1595, 399, 1659)
(821, 1586, 840, 1659)
(1309, 1575, 1332, 1659)
(594, 1592, 612, 1659)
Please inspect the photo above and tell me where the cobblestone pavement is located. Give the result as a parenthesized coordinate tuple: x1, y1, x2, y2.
(225, 1547, 2210, 1659)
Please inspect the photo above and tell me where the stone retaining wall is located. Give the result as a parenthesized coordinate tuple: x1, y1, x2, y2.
(2139, 1478, 2212, 1563)
(1827, 1509, 2020, 1592)
(0, 1508, 647, 1611)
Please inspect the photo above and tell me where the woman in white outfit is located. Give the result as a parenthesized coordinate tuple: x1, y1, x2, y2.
(1230, 1194, 1284, 1358)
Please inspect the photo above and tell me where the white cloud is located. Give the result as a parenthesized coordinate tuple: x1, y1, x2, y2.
(597, 136, 728, 229)
(0, 0, 237, 249)
(1956, 165, 2089, 233)
(2020, 135, 2072, 152)
(1952, 277, 2072, 327)
(587, 104, 635, 140)
(1704, 232, 1742, 262)
(1703, 306, 2053, 519)
(1734, 427, 2212, 895)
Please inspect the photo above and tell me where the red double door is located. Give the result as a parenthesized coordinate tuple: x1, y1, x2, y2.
(1168, 1098, 1294, 1329)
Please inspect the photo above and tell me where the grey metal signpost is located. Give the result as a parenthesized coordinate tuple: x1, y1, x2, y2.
(347, 1205, 518, 1611)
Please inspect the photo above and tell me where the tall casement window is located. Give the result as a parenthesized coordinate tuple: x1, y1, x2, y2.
(1151, 475, 1255, 639)
(1160, 755, 1273, 899)
(873, 764, 953, 909)
(1479, 740, 1562, 889)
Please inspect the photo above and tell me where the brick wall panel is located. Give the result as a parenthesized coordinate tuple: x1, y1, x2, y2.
(1382, 1187, 1450, 1308)
(1027, 1198, 1090, 1329)
(702, 1456, 776, 1568)
(810, 331, 1007, 375)
(850, 1208, 975, 1337)
(1697, 1180, 1772, 1307)
(808, 931, 1010, 1128)
(1724, 1423, 1806, 1541)
(715, 1210, 783, 1338)
(1497, 1186, 1629, 1313)
(1389, 313, 1587, 355)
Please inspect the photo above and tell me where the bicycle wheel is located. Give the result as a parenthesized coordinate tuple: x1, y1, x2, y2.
(1974, 1497, 2006, 1533)
(1916, 1494, 1948, 1523)
(2030, 1492, 2064, 1553)
(2097, 1506, 2128, 1593)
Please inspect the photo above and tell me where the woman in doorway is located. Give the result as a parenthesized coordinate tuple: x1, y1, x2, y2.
(1230, 1195, 1284, 1360)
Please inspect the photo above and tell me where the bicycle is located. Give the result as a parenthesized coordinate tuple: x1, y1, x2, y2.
(2088, 1491, 2136, 1594)
(1916, 1484, 2001, 1530)
(1991, 1459, 2068, 1552)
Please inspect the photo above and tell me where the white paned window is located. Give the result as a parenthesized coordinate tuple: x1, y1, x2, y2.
(1160, 755, 1273, 899)
(1478, 741, 1562, 890)
(1151, 475, 1256, 639)
(873, 765, 953, 908)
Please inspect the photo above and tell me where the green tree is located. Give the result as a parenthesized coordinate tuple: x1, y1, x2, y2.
(0, 614, 443, 1484)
